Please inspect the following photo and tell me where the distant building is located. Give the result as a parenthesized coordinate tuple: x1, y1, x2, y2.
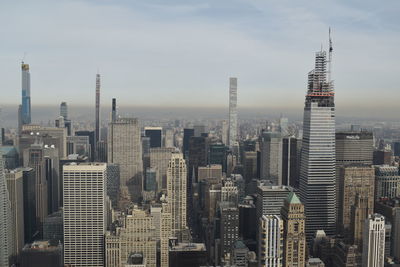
(198, 164, 222, 185)
(259, 131, 282, 185)
(373, 150, 392, 165)
(106, 163, 120, 208)
(149, 147, 174, 193)
(281, 136, 297, 187)
(108, 118, 143, 205)
(21, 62, 31, 125)
(231, 240, 249, 267)
(183, 128, 194, 159)
(145, 127, 162, 148)
(375, 165, 400, 199)
(362, 214, 386, 267)
(306, 258, 325, 267)
(228, 77, 238, 147)
(43, 210, 63, 244)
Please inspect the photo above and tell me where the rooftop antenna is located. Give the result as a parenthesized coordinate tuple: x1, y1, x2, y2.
(328, 27, 333, 84)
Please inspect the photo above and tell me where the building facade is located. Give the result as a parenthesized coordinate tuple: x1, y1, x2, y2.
(63, 163, 106, 267)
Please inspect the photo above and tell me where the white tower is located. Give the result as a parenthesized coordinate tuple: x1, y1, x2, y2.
(63, 163, 107, 267)
(228, 77, 238, 147)
(362, 214, 385, 267)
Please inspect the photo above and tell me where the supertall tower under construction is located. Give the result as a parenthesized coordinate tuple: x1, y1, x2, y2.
(299, 32, 336, 240)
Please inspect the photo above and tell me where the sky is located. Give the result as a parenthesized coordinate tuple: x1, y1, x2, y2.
(1, 0, 400, 112)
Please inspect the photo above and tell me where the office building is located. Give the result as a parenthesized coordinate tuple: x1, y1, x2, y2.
(255, 184, 294, 219)
(66, 135, 91, 158)
(145, 167, 157, 192)
(338, 165, 374, 234)
(0, 146, 19, 170)
(167, 153, 188, 238)
(20, 241, 63, 267)
(145, 127, 162, 148)
(63, 163, 106, 267)
(0, 152, 12, 267)
(281, 136, 297, 187)
(219, 202, 239, 260)
(198, 164, 222, 185)
(299, 39, 336, 239)
(208, 143, 227, 170)
(21, 167, 36, 243)
(373, 150, 392, 165)
(165, 128, 174, 147)
(231, 240, 250, 267)
(5, 169, 24, 262)
(106, 163, 120, 208)
(228, 77, 238, 147)
(75, 131, 95, 161)
(336, 131, 373, 226)
(60, 102, 68, 119)
(259, 215, 283, 267)
(259, 131, 282, 185)
(183, 128, 194, 158)
(21, 62, 31, 125)
(362, 214, 385, 267)
(189, 136, 209, 183)
(281, 192, 306, 267)
(375, 165, 400, 199)
(105, 208, 157, 267)
(243, 151, 258, 185)
(149, 147, 174, 192)
(108, 118, 143, 204)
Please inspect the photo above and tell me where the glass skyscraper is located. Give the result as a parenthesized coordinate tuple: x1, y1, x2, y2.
(299, 39, 336, 240)
(21, 62, 31, 125)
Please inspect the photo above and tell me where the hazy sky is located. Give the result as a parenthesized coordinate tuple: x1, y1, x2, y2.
(1, 0, 399, 110)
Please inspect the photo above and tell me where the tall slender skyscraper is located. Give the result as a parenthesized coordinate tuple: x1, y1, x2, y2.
(21, 62, 31, 125)
(63, 163, 106, 267)
(228, 77, 237, 147)
(95, 73, 100, 145)
(111, 98, 117, 122)
(60, 102, 68, 120)
(299, 32, 336, 240)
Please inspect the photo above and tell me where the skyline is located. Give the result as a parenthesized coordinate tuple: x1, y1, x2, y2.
(1, 0, 400, 109)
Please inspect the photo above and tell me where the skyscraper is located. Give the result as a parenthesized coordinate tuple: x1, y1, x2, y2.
(21, 62, 31, 125)
(259, 131, 282, 185)
(60, 102, 68, 120)
(299, 34, 336, 240)
(228, 77, 237, 147)
(111, 98, 117, 122)
(108, 118, 143, 205)
(145, 127, 162, 148)
(167, 153, 187, 238)
(362, 214, 385, 267)
(281, 192, 306, 267)
(0, 151, 12, 267)
(375, 165, 400, 199)
(95, 73, 100, 145)
(63, 163, 106, 267)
